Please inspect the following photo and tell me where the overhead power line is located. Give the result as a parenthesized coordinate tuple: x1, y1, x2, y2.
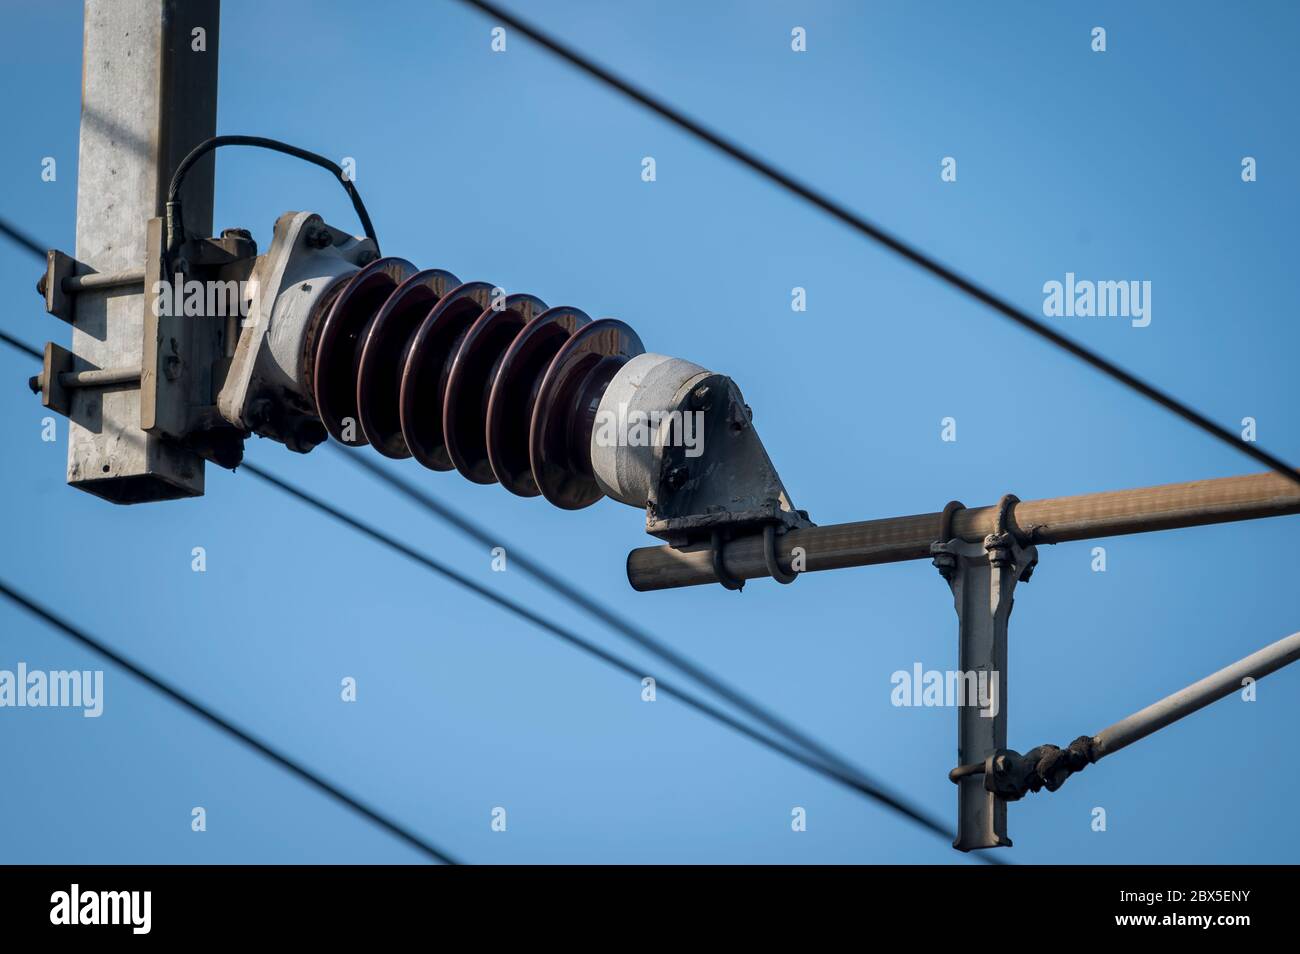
(0, 328, 41, 360)
(455, 0, 1300, 490)
(0, 319, 975, 857)
(333, 446, 894, 809)
(0, 216, 45, 259)
(241, 460, 982, 856)
(0, 577, 460, 865)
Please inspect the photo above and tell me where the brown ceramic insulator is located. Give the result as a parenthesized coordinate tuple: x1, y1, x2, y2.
(529, 319, 645, 510)
(355, 268, 461, 458)
(312, 257, 416, 445)
(299, 275, 351, 405)
(443, 293, 549, 484)
(398, 281, 496, 472)
(484, 306, 591, 497)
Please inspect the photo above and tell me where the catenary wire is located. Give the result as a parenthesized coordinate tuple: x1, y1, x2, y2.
(242, 459, 985, 855)
(0, 217, 45, 260)
(454, 0, 1300, 490)
(0, 218, 982, 854)
(0, 319, 983, 859)
(333, 445, 892, 804)
(0, 328, 41, 360)
(0, 577, 461, 865)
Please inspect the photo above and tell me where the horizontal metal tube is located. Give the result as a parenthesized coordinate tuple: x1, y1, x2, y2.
(62, 268, 146, 293)
(58, 367, 141, 389)
(1092, 631, 1300, 760)
(626, 471, 1300, 591)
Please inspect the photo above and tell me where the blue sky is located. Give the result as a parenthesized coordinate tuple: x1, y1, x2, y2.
(0, 0, 1296, 864)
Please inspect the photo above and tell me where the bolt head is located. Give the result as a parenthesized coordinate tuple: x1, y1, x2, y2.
(304, 225, 332, 249)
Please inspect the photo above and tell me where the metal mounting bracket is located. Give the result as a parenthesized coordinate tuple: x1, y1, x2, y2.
(931, 495, 1038, 851)
(216, 210, 376, 452)
(644, 373, 811, 546)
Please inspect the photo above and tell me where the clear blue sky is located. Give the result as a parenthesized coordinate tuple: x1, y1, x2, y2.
(0, 0, 1296, 864)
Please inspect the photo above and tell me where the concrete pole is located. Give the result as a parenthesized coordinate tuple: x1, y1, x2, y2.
(67, 0, 219, 501)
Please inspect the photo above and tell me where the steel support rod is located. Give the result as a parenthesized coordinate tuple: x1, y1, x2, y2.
(1093, 630, 1300, 760)
(626, 471, 1300, 591)
(932, 511, 1037, 851)
(63, 269, 146, 293)
(954, 629, 1300, 803)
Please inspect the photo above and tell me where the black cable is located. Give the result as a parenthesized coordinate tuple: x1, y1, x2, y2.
(455, 0, 1300, 490)
(333, 445, 894, 809)
(165, 135, 378, 253)
(0, 233, 974, 860)
(0, 577, 460, 865)
(242, 459, 988, 858)
(0, 329, 41, 360)
(0, 216, 45, 259)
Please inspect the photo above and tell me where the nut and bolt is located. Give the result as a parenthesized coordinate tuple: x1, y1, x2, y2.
(304, 224, 333, 249)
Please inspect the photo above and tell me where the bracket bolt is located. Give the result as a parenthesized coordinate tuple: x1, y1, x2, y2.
(304, 224, 332, 249)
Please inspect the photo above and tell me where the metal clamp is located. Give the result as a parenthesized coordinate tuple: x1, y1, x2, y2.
(949, 736, 1099, 801)
(709, 523, 800, 590)
(986, 493, 1038, 580)
(710, 530, 745, 591)
(930, 500, 965, 581)
(763, 524, 798, 585)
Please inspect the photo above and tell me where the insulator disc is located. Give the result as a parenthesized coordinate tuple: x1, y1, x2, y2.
(530, 318, 645, 510)
(443, 293, 548, 484)
(312, 257, 416, 445)
(399, 281, 496, 472)
(485, 306, 591, 497)
(355, 268, 460, 458)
